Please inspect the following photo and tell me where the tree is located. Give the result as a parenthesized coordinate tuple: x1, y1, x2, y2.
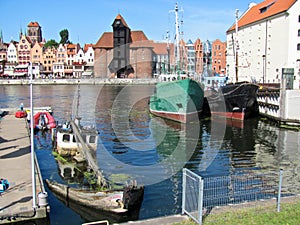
(59, 29, 71, 44)
(44, 39, 59, 49)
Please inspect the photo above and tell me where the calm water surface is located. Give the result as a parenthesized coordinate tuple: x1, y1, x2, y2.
(0, 84, 300, 225)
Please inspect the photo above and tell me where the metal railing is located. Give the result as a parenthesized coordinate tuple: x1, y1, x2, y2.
(182, 168, 284, 225)
(182, 168, 204, 225)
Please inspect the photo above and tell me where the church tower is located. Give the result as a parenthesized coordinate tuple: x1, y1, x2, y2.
(27, 22, 42, 43)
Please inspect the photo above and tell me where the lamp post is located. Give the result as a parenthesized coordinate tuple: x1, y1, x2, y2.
(29, 62, 37, 208)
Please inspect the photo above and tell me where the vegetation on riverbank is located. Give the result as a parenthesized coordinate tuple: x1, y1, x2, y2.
(175, 200, 300, 225)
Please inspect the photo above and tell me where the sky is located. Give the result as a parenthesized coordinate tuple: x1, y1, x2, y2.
(0, 0, 255, 46)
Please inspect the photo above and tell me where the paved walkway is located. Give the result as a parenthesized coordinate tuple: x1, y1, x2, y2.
(0, 114, 47, 224)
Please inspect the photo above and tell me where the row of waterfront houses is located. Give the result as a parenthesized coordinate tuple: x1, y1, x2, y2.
(0, 15, 227, 79)
(0, 0, 299, 88)
(0, 18, 226, 79)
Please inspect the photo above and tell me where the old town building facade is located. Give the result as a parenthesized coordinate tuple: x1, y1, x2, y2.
(226, 0, 300, 88)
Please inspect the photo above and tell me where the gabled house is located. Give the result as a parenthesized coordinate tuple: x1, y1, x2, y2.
(185, 40, 196, 76)
(53, 43, 67, 77)
(31, 42, 44, 65)
(152, 41, 174, 76)
(84, 44, 94, 66)
(66, 43, 80, 66)
(212, 39, 226, 75)
(194, 38, 204, 75)
(43, 47, 56, 76)
(226, 0, 300, 88)
(7, 41, 18, 64)
(75, 48, 85, 63)
(18, 34, 32, 65)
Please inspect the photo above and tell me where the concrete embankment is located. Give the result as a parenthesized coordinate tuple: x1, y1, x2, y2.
(0, 113, 48, 224)
(114, 214, 189, 225)
(0, 78, 158, 85)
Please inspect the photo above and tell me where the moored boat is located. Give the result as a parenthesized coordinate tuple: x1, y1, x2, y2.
(204, 10, 259, 121)
(33, 111, 56, 130)
(150, 3, 204, 123)
(207, 82, 259, 120)
(52, 120, 98, 156)
(149, 78, 204, 123)
(45, 179, 144, 223)
(50, 117, 145, 223)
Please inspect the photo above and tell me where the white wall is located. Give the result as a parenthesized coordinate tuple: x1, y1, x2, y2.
(285, 90, 300, 121)
(226, 2, 299, 87)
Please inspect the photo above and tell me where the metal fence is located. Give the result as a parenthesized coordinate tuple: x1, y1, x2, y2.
(182, 168, 203, 224)
(182, 168, 284, 225)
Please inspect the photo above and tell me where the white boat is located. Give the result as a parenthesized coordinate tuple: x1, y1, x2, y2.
(52, 118, 98, 156)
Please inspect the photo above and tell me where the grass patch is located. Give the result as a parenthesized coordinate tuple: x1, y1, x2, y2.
(174, 201, 300, 225)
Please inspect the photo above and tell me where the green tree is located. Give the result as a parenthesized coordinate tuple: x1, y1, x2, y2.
(44, 39, 59, 49)
(59, 29, 71, 44)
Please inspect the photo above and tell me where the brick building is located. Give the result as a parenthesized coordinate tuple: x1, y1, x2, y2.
(27, 22, 42, 44)
(212, 39, 227, 75)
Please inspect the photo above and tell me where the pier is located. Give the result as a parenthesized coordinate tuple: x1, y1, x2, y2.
(0, 113, 49, 224)
(257, 86, 300, 126)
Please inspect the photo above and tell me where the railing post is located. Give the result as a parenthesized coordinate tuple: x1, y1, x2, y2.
(277, 169, 283, 212)
(182, 168, 187, 215)
(198, 177, 204, 225)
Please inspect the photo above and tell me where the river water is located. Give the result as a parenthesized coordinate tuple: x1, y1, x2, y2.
(1, 84, 300, 225)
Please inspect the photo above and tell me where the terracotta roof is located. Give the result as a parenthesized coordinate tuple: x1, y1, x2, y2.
(115, 14, 129, 28)
(152, 42, 174, 55)
(94, 31, 149, 49)
(152, 42, 168, 55)
(28, 22, 40, 27)
(84, 43, 93, 52)
(227, 0, 297, 32)
(94, 32, 113, 48)
(131, 31, 148, 42)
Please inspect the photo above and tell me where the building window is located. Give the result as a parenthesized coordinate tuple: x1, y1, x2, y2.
(298, 29, 300, 36)
(297, 43, 300, 51)
(299, 15, 300, 22)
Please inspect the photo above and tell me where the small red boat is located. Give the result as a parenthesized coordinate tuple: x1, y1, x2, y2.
(33, 112, 56, 130)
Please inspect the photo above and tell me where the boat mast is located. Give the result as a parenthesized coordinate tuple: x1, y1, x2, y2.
(235, 9, 239, 82)
(175, 3, 180, 73)
(166, 30, 170, 74)
(170, 3, 183, 74)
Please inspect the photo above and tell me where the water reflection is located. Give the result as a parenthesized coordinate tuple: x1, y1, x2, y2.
(255, 120, 300, 193)
(0, 85, 300, 223)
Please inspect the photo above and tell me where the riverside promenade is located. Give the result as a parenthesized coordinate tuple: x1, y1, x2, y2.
(0, 78, 158, 86)
(0, 113, 48, 224)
